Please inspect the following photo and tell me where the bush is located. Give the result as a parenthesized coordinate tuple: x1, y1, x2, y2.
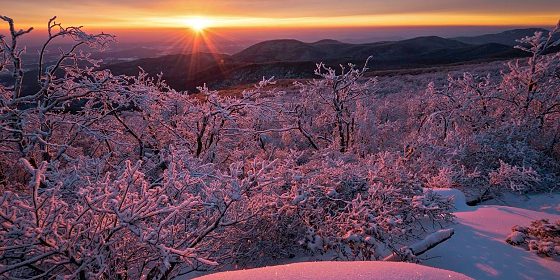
(489, 160, 541, 193)
(278, 152, 454, 261)
(506, 219, 560, 257)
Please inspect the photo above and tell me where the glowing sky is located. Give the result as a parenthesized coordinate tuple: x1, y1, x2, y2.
(4, 0, 560, 29)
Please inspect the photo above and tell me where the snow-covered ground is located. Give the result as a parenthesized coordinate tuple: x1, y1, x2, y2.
(193, 261, 473, 280)
(422, 190, 560, 280)
(481, 192, 560, 215)
(192, 190, 559, 280)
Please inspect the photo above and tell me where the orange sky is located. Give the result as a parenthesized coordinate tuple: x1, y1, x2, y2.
(3, 1, 560, 30)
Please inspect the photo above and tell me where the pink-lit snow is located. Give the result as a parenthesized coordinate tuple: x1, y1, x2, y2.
(422, 192, 560, 279)
(193, 261, 473, 280)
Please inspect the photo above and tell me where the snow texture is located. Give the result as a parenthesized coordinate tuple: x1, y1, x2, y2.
(481, 192, 560, 215)
(192, 261, 473, 280)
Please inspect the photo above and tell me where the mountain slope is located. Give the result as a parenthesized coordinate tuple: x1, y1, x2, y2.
(231, 39, 332, 63)
(452, 28, 550, 46)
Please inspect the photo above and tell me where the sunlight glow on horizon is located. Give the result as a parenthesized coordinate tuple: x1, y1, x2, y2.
(17, 13, 560, 31)
(146, 13, 560, 29)
(183, 17, 214, 33)
(3, 0, 559, 32)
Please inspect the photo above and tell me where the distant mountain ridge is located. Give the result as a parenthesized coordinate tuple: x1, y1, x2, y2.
(230, 36, 477, 64)
(452, 28, 552, 46)
(103, 34, 533, 91)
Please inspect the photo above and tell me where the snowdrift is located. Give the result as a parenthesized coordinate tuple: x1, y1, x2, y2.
(192, 261, 473, 280)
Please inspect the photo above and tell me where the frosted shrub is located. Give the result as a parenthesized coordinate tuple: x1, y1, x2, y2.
(489, 160, 541, 193)
(414, 22, 560, 198)
(167, 81, 278, 162)
(426, 167, 460, 189)
(0, 153, 278, 279)
(281, 152, 454, 261)
(285, 59, 377, 152)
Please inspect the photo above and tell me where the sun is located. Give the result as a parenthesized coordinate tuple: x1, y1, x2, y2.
(184, 17, 212, 33)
